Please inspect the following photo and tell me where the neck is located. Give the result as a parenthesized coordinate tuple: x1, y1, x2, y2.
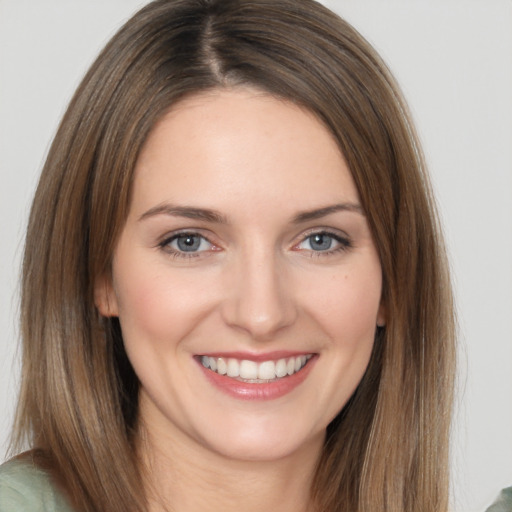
(138, 418, 323, 512)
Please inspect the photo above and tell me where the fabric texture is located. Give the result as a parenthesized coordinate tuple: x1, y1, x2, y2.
(0, 459, 75, 512)
(486, 487, 512, 512)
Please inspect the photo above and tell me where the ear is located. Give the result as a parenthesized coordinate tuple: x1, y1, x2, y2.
(94, 274, 119, 317)
(376, 302, 386, 328)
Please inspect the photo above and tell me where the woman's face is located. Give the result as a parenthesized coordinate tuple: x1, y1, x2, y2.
(97, 88, 385, 462)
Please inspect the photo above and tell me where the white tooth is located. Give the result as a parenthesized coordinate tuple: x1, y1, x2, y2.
(294, 356, 302, 372)
(275, 358, 288, 378)
(208, 357, 217, 371)
(287, 358, 295, 375)
(258, 360, 276, 380)
(227, 358, 240, 377)
(217, 358, 227, 375)
(300, 355, 307, 367)
(239, 360, 258, 379)
(201, 356, 209, 368)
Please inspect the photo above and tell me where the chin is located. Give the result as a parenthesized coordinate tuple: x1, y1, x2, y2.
(191, 415, 326, 463)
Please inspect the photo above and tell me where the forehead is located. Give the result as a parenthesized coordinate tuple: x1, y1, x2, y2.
(131, 88, 359, 218)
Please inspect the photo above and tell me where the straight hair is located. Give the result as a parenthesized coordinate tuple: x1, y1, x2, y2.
(13, 1, 455, 511)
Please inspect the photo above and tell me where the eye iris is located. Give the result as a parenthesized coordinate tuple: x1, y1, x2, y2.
(310, 234, 332, 251)
(177, 235, 201, 252)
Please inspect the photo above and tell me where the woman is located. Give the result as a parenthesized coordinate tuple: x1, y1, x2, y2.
(0, 0, 456, 511)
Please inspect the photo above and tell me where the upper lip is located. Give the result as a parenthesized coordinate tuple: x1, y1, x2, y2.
(196, 351, 315, 362)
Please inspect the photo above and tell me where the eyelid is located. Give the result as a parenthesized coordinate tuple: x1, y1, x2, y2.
(293, 226, 351, 243)
(292, 227, 352, 254)
(157, 229, 221, 259)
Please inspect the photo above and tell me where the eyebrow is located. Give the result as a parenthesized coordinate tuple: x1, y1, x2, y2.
(138, 204, 228, 224)
(292, 203, 364, 223)
(138, 201, 363, 224)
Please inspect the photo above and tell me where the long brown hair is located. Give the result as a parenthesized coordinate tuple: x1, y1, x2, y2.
(13, 0, 455, 511)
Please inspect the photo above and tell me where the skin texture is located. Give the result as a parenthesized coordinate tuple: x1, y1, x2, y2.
(96, 88, 385, 511)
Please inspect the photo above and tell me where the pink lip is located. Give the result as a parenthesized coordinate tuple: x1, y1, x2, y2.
(196, 354, 317, 401)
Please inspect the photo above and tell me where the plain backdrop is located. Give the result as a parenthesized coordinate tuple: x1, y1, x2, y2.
(0, 1, 511, 511)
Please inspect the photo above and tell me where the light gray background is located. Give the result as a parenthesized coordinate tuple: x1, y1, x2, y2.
(0, 1, 511, 511)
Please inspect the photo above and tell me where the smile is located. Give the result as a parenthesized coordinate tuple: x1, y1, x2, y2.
(200, 354, 313, 382)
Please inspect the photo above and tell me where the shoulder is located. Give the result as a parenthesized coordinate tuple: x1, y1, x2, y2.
(0, 458, 75, 512)
(486, 487, 512, 512)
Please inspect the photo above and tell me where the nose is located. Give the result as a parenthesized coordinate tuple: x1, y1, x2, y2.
(220, 248, 298, 341)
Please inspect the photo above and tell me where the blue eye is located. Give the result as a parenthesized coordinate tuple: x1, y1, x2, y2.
(162, 233, 213, 255)
(296, 231, 351, 254)
(307, 233, 334, 251)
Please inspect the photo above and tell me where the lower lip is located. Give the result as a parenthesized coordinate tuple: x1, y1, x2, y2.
(197, 356, 317, 401)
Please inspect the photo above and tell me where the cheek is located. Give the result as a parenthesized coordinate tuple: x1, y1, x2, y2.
(112, 265, 219, 402)
(303, 267, 382, 342)
(112, 260, 214, 345)
(289, 266, 382, 429)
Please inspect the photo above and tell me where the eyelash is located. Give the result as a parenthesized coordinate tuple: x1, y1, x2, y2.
(294, 230, 352, 257)
(158, 231, 217, 260)
(158, 229, 352, 260)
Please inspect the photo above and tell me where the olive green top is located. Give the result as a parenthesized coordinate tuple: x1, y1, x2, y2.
(1, 456, 511, 512)
(486, 487, 512, 512)
(0, 459, 74, 512)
